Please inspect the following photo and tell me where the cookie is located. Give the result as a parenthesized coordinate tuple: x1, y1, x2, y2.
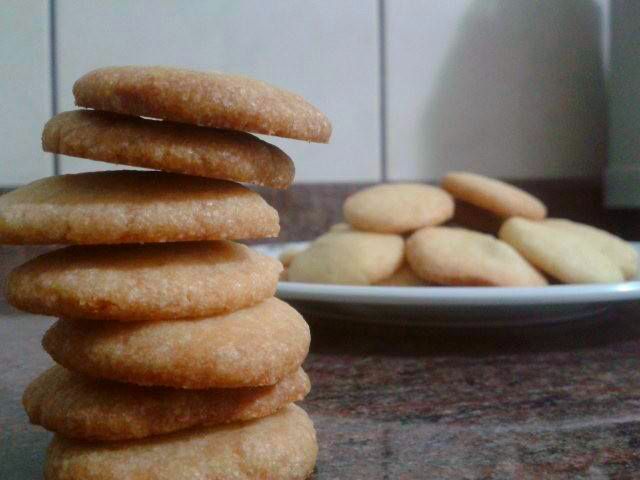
(42, 110, 295, 189)
(42, 298, 310, 389)
(375, 263, 426, 286)
(287, 231, 404, 285)
(7, 241, 281, 321)
(23, 365, 309, 441)
(406, 227, 548, 287)
(442, 172, 547, 220)
(499, 217, 624, 284)
(544, 218, 638, 280)
(343, 183, 454, 234)
(73, 66, 332, 143)
(0, 171, 279, 244)
(44, 404, 317, 480)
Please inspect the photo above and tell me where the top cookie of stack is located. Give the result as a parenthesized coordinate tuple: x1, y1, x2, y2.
(2, 66, 330, 480)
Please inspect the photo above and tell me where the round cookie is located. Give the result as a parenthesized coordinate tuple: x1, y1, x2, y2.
(442, 171, 547, 220)
(544, 218, 638, 280)
(73, 66, 332, 143)
(499, 217, 624, 284)
(343, 183, 454, 234)
(0, 171, 279, 244)
(7, 241, 281, 322)
(375, 263, 426, 286)
(42, 298, 310, 389)
(44, 404, 317, 480)
(406, 227, 548, 287)
(43, 110, 295, 189)
(287, 231, 404, 285)
(23, 365, 310, 442)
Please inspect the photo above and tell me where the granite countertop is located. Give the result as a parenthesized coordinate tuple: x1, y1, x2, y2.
(3, 300, 640, 479)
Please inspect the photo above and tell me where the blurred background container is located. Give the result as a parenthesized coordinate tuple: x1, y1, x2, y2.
(2, 0, 611, 187)
(606, 0, 640, 207)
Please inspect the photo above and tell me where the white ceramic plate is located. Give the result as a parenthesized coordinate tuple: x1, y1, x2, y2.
(254, 242, 640, 328)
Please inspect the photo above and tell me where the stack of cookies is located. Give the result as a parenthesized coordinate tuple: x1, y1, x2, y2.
(0, 66, 331, 480)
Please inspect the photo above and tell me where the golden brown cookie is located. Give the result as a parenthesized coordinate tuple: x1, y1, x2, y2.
(0, 171, 279, 244)
(287, 231, 404, 285)
(499, 217, 624, 284)
(343, 183, 454, 234)
(544, 218, 638, 280)
(7, 241, 281, 321)
(42, 110, 295, 189)
(44, 404, 317, 480)
(23, 365, 310, 442)
(42, 298, 310, 389)
(442, 172, 547, 220)
(375, 263, 426, 286)
(406, 227, 548, 287)
(73, 66, 332, 143)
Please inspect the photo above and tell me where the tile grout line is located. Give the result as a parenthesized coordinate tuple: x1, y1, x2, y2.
(378, 0, 388, 182)
(49, 0, 59, 175)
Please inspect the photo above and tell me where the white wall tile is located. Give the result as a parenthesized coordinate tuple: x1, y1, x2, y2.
(386, 0, 609, 181)
(55, 0, 381, 182)
(1, 0, 53, 185)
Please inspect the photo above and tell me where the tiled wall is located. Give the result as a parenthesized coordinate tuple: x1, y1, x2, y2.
(2, 0, 609, 186)
(2, 0, 53, 184)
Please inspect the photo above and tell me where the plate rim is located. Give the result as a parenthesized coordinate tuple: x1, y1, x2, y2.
(254, 241, 640, 307)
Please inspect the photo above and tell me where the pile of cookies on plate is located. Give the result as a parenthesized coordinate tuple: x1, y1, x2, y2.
(0, 66, 331, 480)
(284, 172, 637, 286)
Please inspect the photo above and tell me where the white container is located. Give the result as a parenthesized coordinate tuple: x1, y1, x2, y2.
(606, 0, 640, 207)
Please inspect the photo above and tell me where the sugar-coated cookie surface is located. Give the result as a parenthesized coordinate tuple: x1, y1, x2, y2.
(499, 217, 624, 284)
(544, 218, 638, 280)
(8, 241, 281, 321)
(343, 183, 454, 233)
(43, 110, 295, 188)
(44, 404, 317, 480)
(0, 171, 279, 244)
(42, 298, 310, 389)
(442, 172, 547, 220)
(23, 365, 309, 441)
(406, 227, 548, 287)
(288, 231, 404, 285)
(74, 66, 332, 143)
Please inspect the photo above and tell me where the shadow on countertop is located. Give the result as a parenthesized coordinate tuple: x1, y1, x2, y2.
(306, 304, 640, 357)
